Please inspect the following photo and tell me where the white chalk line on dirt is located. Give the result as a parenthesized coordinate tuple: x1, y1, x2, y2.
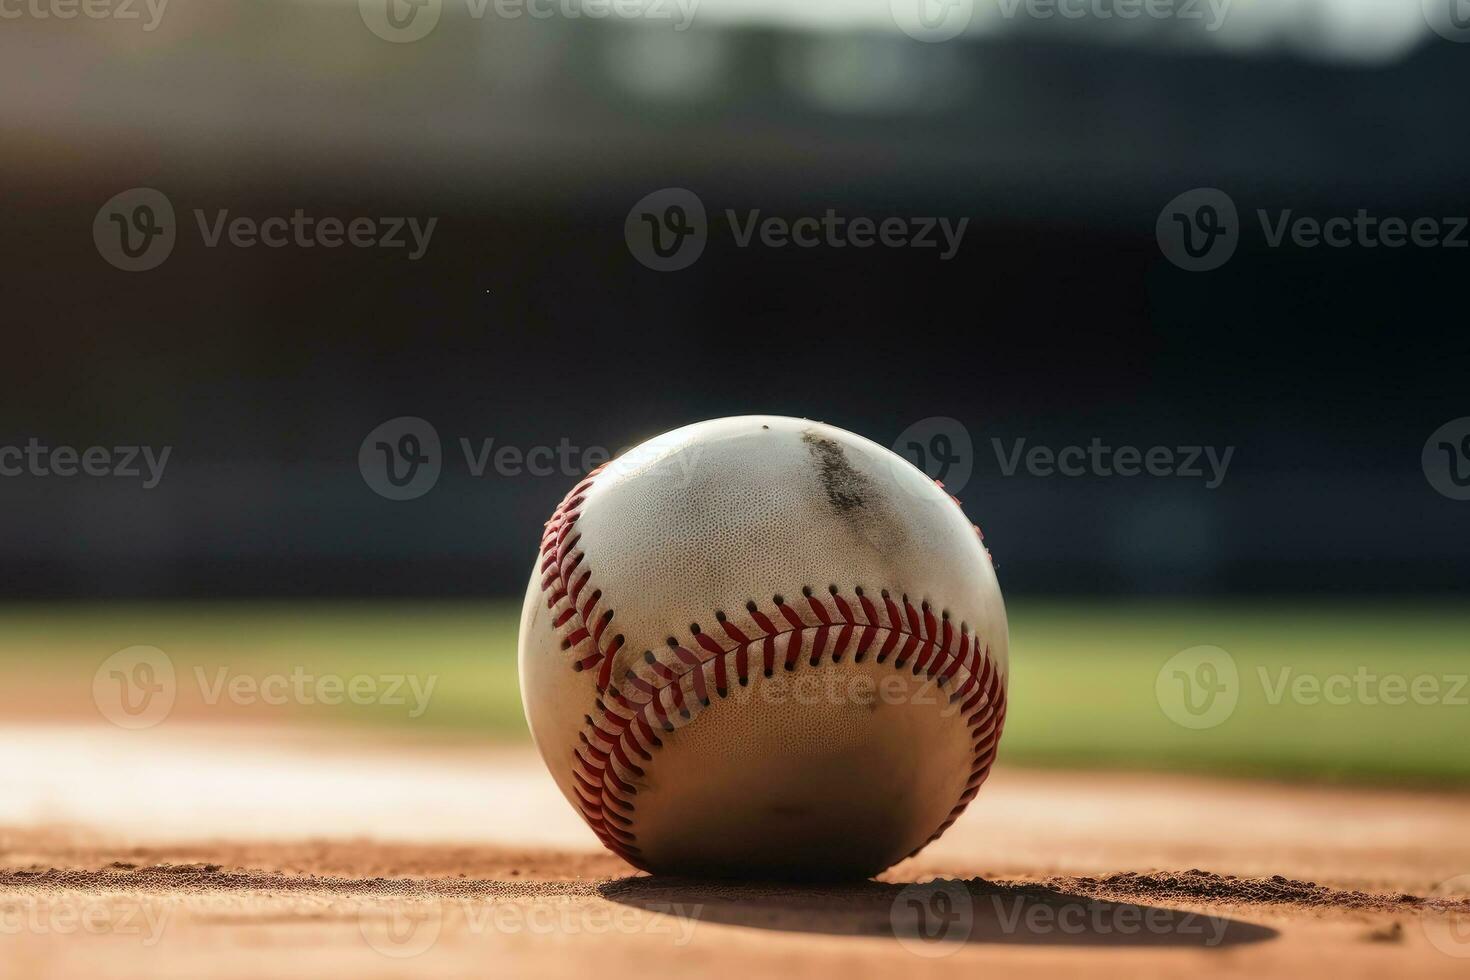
(5, 723, 1470, 891)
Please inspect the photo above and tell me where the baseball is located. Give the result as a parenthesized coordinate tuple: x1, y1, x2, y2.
(518, 416, 1008, 878)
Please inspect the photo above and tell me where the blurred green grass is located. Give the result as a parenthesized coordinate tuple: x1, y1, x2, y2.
(3, 600, 1466, 786)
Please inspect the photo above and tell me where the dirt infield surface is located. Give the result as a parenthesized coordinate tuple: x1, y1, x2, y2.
(2, 726, 1468, 978)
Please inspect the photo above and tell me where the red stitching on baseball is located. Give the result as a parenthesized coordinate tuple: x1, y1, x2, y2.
(571, 586, 1007, 871)
(538, 464, 627, 686)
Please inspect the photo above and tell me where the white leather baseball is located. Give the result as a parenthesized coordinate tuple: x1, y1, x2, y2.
(518, 416, 1008, 878)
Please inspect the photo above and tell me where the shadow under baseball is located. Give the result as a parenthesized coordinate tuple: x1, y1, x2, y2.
(599, 876, 1278, 948)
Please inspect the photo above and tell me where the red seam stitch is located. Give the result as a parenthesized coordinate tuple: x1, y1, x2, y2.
(538, 465, 621, 684)
(572, 588, 1007, 872)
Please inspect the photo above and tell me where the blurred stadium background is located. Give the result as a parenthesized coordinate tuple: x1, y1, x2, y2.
(1, 0, 1467, 782)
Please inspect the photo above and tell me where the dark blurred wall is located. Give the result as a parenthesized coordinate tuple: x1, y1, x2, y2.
(2, 13, 1467, 598)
